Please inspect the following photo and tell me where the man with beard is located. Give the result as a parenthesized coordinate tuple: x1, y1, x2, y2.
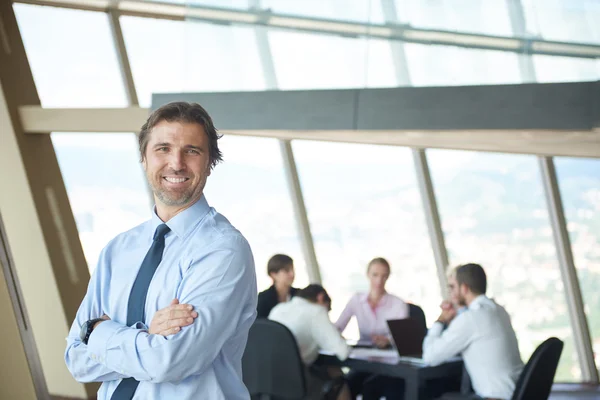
(423, 263, 523, 400)
(65, 102, 257, 400)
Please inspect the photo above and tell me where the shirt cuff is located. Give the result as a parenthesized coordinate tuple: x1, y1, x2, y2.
(87, 320, 122, 365)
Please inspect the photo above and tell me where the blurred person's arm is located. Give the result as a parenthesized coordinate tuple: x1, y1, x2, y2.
(333, 294, 356, 333)
(256, 290, 271, 318)
(313, 308, 350, 361)
(422, 312, 472, 366)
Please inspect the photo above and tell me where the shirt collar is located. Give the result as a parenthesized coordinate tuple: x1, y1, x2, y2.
(359, 292, 389, 306)
(150, 195, 212, 239)
(468, 294, 489, 310)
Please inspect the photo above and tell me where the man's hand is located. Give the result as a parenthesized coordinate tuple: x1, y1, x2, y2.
(440, 300, 455, 311)
(436, 303, 457, 325)
(371, 334, 390, 349)
(148, 299, 198, 336)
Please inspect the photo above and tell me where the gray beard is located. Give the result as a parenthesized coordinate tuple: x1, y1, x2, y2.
(153, 187, 195, 207)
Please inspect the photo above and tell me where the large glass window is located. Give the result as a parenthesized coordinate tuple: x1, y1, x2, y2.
(404, 44, 522, 86)
(428, 149, 580, 381)
(51, 133, 151, 273)
(522, 0, 600, 44)
(121, 16, 266, 107)
(395, 0, 512, 36)
(261, 0, 383, 23)
(204, 135, 309, 291)
(293, 141, 440, 339)
(533, 55, 599, 83)
(555, 157, 600, 373)
(14, 4, 127, 107)
(269, 30, 397, 90)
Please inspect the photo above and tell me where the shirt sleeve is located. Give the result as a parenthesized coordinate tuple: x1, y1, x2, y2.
(422, 314, 473, 366)
(312, 308, 350, 361)
(64, 245, 129, 383)
(86, 235, 257, 383)
(334, 294, 356, 333)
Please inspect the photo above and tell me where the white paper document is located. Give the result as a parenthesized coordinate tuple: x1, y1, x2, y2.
(350, 348, 399, 359)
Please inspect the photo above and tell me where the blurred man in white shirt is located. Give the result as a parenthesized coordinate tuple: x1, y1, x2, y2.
(269, 284, 351, 400)
(423, 263, 524, 400)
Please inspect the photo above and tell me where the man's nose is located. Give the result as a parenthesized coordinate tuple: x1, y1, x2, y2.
(168, 151, 185, 170)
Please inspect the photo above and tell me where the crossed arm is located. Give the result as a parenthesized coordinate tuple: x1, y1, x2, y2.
(65, 238, 256, 383)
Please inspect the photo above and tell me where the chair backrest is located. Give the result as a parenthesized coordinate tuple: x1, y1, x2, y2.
(511, 337, 564, 400)
(408, 303, 427, 333)
(242, 319, 307, 400)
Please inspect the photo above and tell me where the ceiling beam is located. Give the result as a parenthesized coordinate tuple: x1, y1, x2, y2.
(19, 106, 600, 158)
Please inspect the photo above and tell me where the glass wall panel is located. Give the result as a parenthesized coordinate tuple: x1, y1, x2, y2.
(51, 133, 150, 273)
(522, 0, 600, 44)
(204, 135, 309, 292)
(428, 149, 580, 381)
(121, 16, 266, 107)
(269, 30, 397, 89)
(395, 0, 512, 36)
(144, 0, 250, 7)
(262, 0, 384, 23)
(555, 157, 600, 374)
(293, 141, 440, 339)
(533, 55, 599, 82)
(14, 4, 127, 107)
(404, 44, 522, 86)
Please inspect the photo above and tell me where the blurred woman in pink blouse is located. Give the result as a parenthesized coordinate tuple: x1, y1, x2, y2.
(335, 257, 409, 399)
(335, 257, 409, 348)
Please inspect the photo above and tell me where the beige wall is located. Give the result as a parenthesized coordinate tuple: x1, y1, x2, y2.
(0, 258, 37, 400)
(0, 83, 88, 399)
(0, 4, 94, 396)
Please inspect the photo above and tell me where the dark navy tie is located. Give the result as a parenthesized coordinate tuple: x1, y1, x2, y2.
(110, 223, 171, 400)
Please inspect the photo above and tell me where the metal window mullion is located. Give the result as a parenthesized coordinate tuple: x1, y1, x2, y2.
(250, 0, 321, 283)
(413, 149, 450, 299)
(107, 9, 139, 106)
(506, 0, 537, 82)
(107, 8, 156, 210)
(279, 140, 322, 283)
(380, 0, 412, 86)
(539, 156, 599, 382)
(382, 1, 449, 296)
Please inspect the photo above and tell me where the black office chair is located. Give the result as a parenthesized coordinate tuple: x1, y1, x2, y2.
(242, 319, 307, 400)
(408, 303, 427, 333)
(511, 337, 564, 400)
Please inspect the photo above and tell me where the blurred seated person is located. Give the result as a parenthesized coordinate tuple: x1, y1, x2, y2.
(335, 257, 409, 399)
(257, 254, 299, 318)
(358, 267, 469, 400)
(269, 284, 351, 400)
(423, 263, 524, 400)
(441, 265, 467, 321)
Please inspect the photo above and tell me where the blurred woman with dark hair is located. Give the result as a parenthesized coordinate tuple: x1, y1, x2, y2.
(257, 254, 298, 318)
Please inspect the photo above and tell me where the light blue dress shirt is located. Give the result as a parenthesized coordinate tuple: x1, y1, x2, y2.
(65, 196, 257, 400)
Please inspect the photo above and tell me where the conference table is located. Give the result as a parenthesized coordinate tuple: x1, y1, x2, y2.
(316, 348, 464, 400)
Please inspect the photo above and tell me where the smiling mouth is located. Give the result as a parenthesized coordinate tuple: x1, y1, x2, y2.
(163, 177, 190, 183)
